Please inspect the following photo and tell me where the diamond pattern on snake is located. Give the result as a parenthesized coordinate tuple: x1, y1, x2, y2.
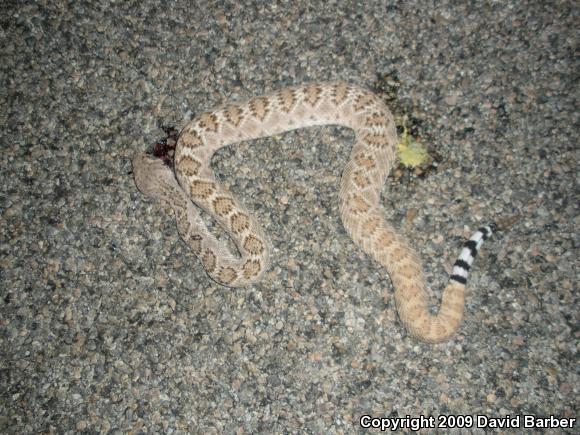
(133, 82, 493, 342)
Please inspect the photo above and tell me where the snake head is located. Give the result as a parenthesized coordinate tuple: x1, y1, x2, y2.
(132, 153, 178, 201)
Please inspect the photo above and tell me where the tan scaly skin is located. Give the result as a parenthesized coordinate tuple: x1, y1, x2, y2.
(133, 82, 492, 342)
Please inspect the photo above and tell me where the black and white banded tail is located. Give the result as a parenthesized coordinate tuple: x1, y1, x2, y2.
(450, 225, 495, 285)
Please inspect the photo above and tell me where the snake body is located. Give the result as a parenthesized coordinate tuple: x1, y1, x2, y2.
(133, 82, 492, 342)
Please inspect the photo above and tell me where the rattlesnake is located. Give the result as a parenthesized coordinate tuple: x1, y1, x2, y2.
(133, 82, 493, 342)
